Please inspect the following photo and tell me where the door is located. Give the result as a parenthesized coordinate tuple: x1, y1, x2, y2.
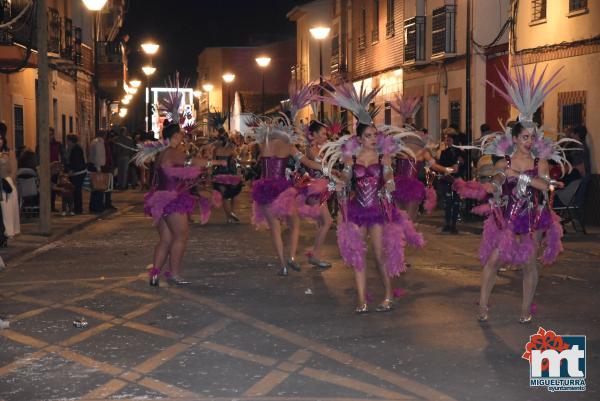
(13, 105, 24, 150)
(427, 95, 440, 142)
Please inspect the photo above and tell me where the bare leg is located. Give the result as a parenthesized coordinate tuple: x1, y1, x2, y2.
(354, 226, 368, 309)
(521, 232, 542, 320)
(223, 198, 232, 219)
(406, 201, 419, 222)
(286, 211, 300, 261)
(262, 206, 286, 270)
(369, 224, 393, 304)
(311, 204, 333, 259)
(153, 218, 173, 273)
(164, 213, 190, 278)
(478, 248, 501, 320)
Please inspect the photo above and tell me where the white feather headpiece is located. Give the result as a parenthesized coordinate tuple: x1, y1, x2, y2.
(320, 80, 382, 125)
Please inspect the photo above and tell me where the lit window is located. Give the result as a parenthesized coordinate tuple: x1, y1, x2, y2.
(569, 0, 587, 12)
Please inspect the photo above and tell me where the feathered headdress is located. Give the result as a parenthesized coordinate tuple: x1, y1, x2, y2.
(324, 115, 347, 138)
(206, 109, 228, 132)
(390, 94, 421, 122)
(321, 80, 382, 125)
(319, 128, 419, 175)
(131, 139, 169, 167)
(246, 113, 305, 146)
(280, 82, 319, 122)
(486, 63, 563, 128)
(159, 72, 197, 133)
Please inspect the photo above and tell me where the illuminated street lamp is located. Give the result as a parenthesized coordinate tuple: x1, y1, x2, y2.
(141, 42, 160, 55)
(130, 79, 142, 88)
(119, 108, 128, 118)
(142, 65, 156, 76)
(255, 56, 271, 114)
(82, 0, 107, 11)
(143, 66, 157, 131)
(310, 26, 331, 120)
(121, 97, 130, 105)
(193, 90, 202, 98)
(222, 73, 235, 131)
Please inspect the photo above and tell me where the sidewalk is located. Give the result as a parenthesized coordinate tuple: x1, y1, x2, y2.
(0, 190, 144, 266)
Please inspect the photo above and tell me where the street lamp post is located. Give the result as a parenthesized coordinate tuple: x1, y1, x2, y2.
(255, 57, 271, 115)
(222, 73, 235, 131)
(310, 27, 330, 121)
(142, 41, 159, 133)
(82, 0, 108, 131)
(142, 65, 156, 132)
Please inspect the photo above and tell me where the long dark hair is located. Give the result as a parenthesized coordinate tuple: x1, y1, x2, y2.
(0, 132, 8, 152)
(510, 122, 525, 138)
(162, 123, 180, 140)
(356, 123, 373, 137)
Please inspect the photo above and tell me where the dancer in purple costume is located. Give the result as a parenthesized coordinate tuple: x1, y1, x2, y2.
(454, 64, 577, 323)
(320, 82, 424, 314)
(250, 83, 324, 276)
(137, 125, 225, 287)
(297, 120, 334, 269)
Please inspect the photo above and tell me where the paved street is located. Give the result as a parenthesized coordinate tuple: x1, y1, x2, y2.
(0, 191, 598, 401)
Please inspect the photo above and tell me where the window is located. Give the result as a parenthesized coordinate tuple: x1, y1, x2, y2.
(62, 114, 66, 143)
(63, 18, 73, 60)
(558, 91, 586, 131)
(69, 116, 73, 133)
(14, 105, 24, 150)
(450, 101, 461, 130)
(386, 0, 395, 37)
(359, 7, 367, 49)
(372, 0, 380, 43)
(384, 101, 392, 125)
(432, 5, 456, 56)
(74, 27, 82, 65)
(404, 16, 426, 63)
(531, 0, 547, 21)
(569, 0, 587, 12)
(48, 7, 60, 54)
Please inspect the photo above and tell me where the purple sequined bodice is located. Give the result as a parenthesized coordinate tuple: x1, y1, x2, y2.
(261, 157, 288, 179)
(156, 167, 200, 191)
(353, 163, 382, 208)
(395, 158, 423, 178)
(501, 166, 550, 234)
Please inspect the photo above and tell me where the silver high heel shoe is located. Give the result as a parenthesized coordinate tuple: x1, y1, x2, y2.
(355, 303, 369, 314)
(286, 258, 301, 272)
(277, 265, 289, 276)
(167, 276, 191, 285)
(375, 298, 394, 312)
(477, 306, 489, 322)
(308, 257, 332, 269)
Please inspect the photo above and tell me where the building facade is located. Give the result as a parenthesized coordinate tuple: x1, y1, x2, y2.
(0, 0, 127, 154)
(196, 39, 296, 131)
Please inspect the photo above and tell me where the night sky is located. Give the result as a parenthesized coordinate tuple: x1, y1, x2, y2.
(122, 0, 304, 84)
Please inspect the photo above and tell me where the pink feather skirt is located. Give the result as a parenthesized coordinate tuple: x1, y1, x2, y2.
(144, 190, 196, 224)
(479, 208, 562, 266)
(251, 178, 298, 229)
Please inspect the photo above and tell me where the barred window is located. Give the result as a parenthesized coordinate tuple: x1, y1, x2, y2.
(558, 91, 586, 131)
(404, 16, 425, 63)
(359, 7, 367, 50)
(386, 0, 395, 37)
(450, 101, 461, 130)
(384, 101, 392, 125)
(372, 0, 379, 43)
(531, 0, 546, 21)
(569, 0, 587, 12)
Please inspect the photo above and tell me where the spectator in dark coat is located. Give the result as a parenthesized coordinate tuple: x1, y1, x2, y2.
(66, 135, 86, 214)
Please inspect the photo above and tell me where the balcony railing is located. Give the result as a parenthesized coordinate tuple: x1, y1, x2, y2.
(96, 41, 123, 64)
(61, 17, 74, 61)
(48, 7, 60, 54)
(74, 27, 83, 66)
(0, 0, 13, 44)
(432, 5, 456, 56)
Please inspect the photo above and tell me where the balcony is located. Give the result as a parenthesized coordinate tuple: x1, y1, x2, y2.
(404, 16, 426, 65)
(431, 5, 456, 58)
(96, 41, 125, 98)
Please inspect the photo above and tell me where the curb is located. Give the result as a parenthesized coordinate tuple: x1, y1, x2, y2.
(2, 203, 139, 267)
